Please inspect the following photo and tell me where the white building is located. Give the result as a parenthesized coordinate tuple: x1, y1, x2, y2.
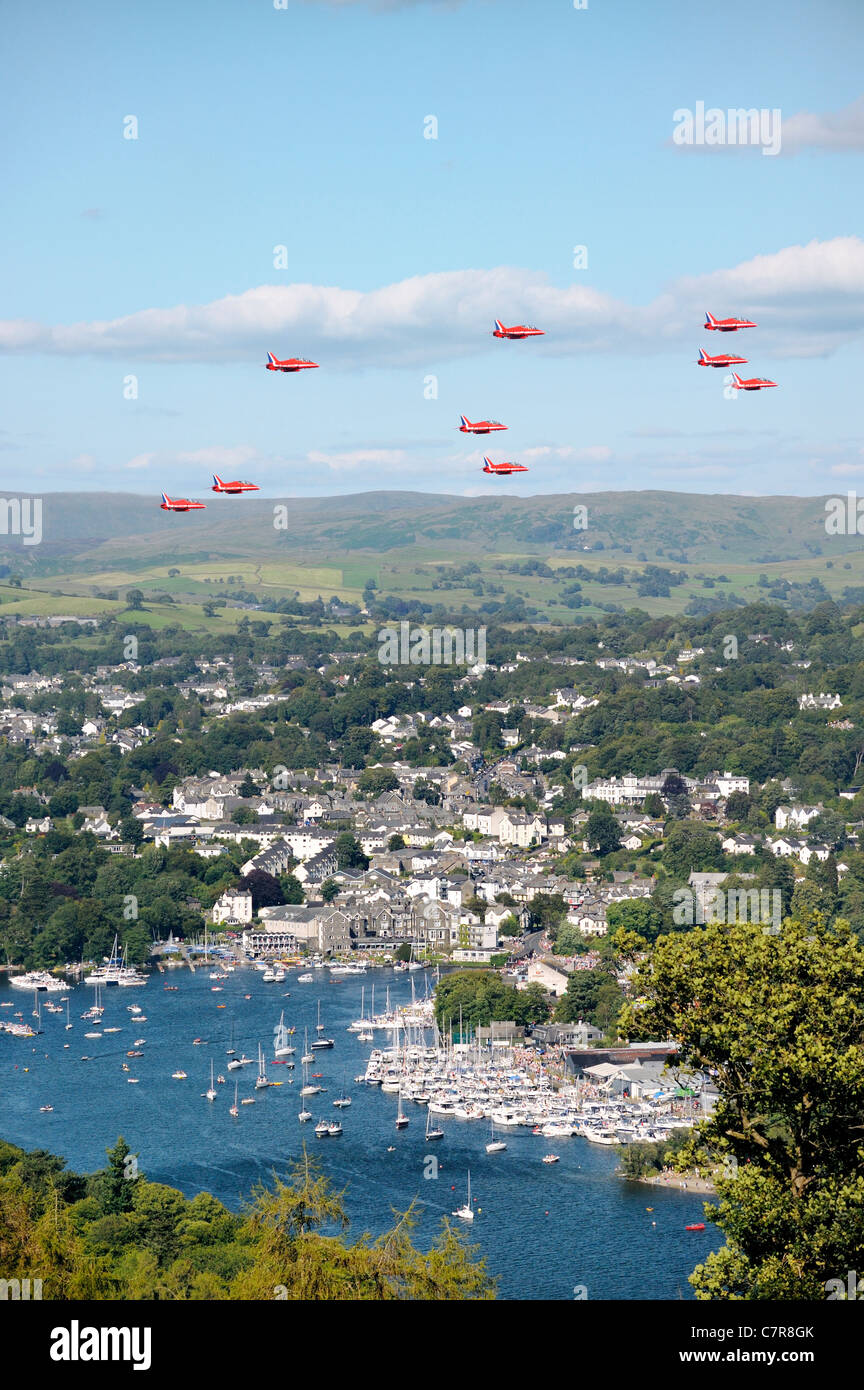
(462, 806, 509, 836)
(775, 804, 823, 831)
(715, 773, 750, 797)
(212, 888, 254, 925)
(798, 693, 842, 711)
(499, 812, 547, 848)
(524, 960, 569, 997)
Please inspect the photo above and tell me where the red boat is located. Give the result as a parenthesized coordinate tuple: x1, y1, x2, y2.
(685, 1223, 705, 1231)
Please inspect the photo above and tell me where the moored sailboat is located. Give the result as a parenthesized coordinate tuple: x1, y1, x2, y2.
(425, 1107, 444, 1141)
(452, 1170, 474, 1221)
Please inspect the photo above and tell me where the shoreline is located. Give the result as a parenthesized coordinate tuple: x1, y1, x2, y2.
(630, 1171, 716, 1195)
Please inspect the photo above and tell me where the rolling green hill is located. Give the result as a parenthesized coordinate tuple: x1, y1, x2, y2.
(1, 489, 862, 630)
(0, 489, 859, 571)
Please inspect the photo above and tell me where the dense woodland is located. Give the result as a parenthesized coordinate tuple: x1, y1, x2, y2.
(0, 1137, 494, 1300)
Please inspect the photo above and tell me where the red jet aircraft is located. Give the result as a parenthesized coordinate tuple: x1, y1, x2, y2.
(482, 456, 528, 475)
(459, 415, 507, 434)
(492, 319, 545, 339)
(729, 371, 777, 392)
(160, 492, 206, 512)
(698, 347, 748, 368)
(265, 352, 319, 372)
(211, 474, 260, 495)
(704, 312, 757, 332)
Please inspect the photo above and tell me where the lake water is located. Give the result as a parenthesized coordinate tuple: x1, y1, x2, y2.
(0, 964, 718, 1299)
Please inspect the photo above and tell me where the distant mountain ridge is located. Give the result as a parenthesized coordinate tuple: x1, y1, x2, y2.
(0, 489, 859, 571)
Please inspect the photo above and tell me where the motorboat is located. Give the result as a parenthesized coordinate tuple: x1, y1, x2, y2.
(11, 971, 66, 993)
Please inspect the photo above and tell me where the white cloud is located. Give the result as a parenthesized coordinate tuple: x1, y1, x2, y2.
(781, 96, 864, 154)
(522, 445, 612, 463)
(2, 238, 862, 366)
(125, 453, 155, 470)
(306, 447, 408, 473)
(175, 445, 259, 470)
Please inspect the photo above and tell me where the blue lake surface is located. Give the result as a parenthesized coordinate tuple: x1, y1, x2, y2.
(0, 965, 718, 1299)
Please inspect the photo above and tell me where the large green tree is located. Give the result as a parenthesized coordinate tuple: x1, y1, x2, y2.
(621, 912, 864, 1299)
(584, 807, 622, 856)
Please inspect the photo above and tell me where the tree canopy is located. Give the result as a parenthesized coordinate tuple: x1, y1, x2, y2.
(0, 1138, 495, 1301)
(621, 911, 864, 1299)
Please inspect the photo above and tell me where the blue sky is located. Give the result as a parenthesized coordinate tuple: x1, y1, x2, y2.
(1, 0, 862, 499)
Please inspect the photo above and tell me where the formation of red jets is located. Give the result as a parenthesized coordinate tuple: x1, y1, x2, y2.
(698, 313, 777, 391)
(160, 318, 546, 507)
(465, 321, 545, 476)
(160, 475, 260, 511)
(160, 302, 779, 510)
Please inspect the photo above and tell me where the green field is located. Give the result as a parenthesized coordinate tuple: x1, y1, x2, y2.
(3, 488, 863, 633)
(3, 536, 862, 638)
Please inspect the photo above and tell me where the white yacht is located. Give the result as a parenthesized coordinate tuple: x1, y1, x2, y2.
(425, 1109, 444, 1141)
(10, 971, 66, 993)
(254, 1044, 270, 1089)
(274, 1011, 295, 1057)
(452, 1170, 474, 1222)
(485, 1118, 507, 1154)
